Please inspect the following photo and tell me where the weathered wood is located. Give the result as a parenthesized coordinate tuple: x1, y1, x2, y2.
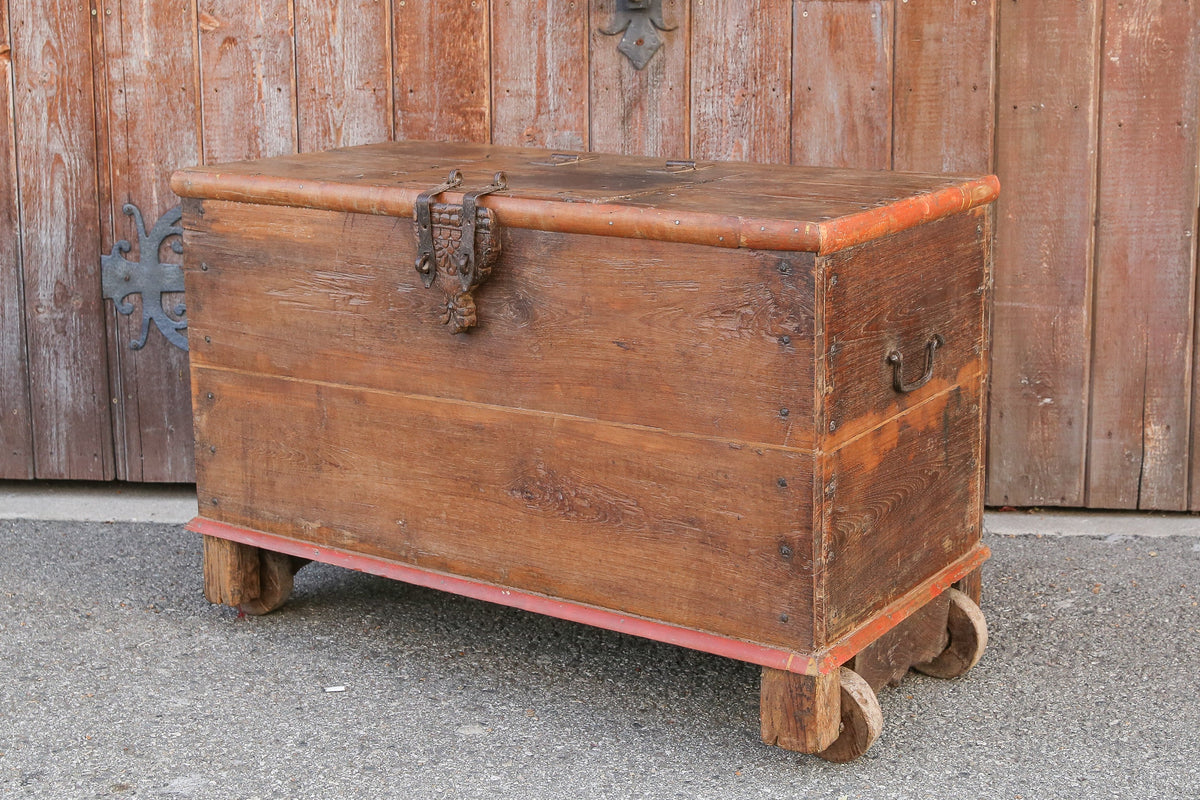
(490, 0, 588, 149)
(760, 666, 840, 753)
(184, 200, 817, 448)
(814, 667, 882, 763)
(987, 0, 1100, 507)
(820, 210, 989, 447)
(1090, 0, 1200, 510)
(10, 0, 114, 480)
(690, 0, 791, 163)
(954, 566, 983, 607)
(792, 1, 892, 170)
(589, 0, 689, 158)
(197, 0, 297, 163)
(190, 365, 819, 653)
(893, 0, 996, 173)
(295, 0, 391, 151)
(98, 0, 199, 482)
(202, 534, 260, 606)
(822, 384, 983, 642)
(848, 593, 949, 691)
(0, 5, 33, 479)
(913, 588, 988, 679)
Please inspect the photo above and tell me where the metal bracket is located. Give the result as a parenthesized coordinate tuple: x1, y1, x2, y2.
(600, 0, 676, 71)
(454, 172, 507, 291)
(887, 334, 945, 393)
(101, 203, 188, 352)
(414, 169, 463, 288)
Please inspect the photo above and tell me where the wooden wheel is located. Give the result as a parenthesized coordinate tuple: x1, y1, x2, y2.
(814, 667, 883, 763)
(912, 587, 987, 678)
(203, 536, 308, 615)
(237, 550, 301, 615)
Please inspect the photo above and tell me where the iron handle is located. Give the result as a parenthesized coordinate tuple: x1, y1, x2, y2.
(886, 334, 944, 393)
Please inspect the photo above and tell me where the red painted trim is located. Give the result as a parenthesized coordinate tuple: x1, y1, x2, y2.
(189, 516, 988, 676)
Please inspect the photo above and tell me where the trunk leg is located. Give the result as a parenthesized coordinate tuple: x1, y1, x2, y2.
(760, 667, 841, 753)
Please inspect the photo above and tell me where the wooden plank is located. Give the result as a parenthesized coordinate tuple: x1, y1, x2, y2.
(1090, 1, 1200, 510)
(191, 366, 818, 653)
(588, 0, 689, 158)
(490, 0, 589, 149)
(690, 0, 791, 164)
(98, 0, 201, 482)
(822, 384, 982, 642)
(792, 1, 892, 170)
(10, 0, 114, 479)
(0, 2, 33, 478)
(893, 0, 995, 173)
(987, 0, 1101, 506)
(183, 200, 818, 449)
(820, 210, 989, 449)
(197, 0, 297, 163)
(847, 592, 948, 691)
(295, 0, 391, 151)
(393, 0, 490, 143)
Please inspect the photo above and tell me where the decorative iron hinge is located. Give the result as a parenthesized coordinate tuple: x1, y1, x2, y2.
(101, 203, 188, 352)
(600, 0, 676, 70)
(413, 171, 507, 334)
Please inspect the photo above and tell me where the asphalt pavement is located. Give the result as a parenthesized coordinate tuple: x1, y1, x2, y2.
(1, 511, 1198, 799)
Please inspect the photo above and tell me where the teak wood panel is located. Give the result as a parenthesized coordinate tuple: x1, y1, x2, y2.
(987, 0, 1101, 507)
(821, 383, 982, 642)
(96, 0, 199, 482)
(0, 2, 32, 478)
(183, 200, 817, 449)
(820, 210, 987, 448)
(192, 366, 818, 653)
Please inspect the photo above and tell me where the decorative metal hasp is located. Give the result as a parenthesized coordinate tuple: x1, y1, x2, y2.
(413, 171, 507, 334)
(600, 0, 676, 70)
(101, 203, 188, 352)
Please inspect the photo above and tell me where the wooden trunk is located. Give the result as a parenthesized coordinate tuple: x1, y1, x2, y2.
(173, 142, 996, 760)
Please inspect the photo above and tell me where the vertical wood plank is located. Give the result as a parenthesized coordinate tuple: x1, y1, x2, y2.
(295, 0, 391, 151)
(893, 0, 995, 173)
(99, 0, 202, 482)
(197, 0, 297, 163)
(0, 0, 34, 478)
(10, 0, 114, 480)
(690, 0, 791, 163)
(588, 0, 689, 158)
(986, 0, 1101, 506)
(491, 0, 588, 149)
(791, 0, 892, 170)
(393, 0, 490, 143)
(1090, 0, 1200, 510)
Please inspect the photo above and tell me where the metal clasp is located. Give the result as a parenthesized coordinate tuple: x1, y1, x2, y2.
(886, 334, 945, 393)
(414, 169, 463, 287)
(454, 172, 507, 290)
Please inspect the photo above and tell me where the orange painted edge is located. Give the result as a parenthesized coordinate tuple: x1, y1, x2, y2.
(815, 175, 1001, 255)
(813, 542, 991, 675)
(171, 171, 997, 253)
(187, 517, 987, 677)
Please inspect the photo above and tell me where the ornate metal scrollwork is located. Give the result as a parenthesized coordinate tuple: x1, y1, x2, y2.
(101, 202, 188, 352)
(600, 0, 676, 70)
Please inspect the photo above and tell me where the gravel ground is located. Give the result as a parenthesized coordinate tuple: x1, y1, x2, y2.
(1, 519, 1197, 799)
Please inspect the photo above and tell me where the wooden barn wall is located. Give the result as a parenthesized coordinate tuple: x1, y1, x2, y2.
(0, 1, 1198, 511)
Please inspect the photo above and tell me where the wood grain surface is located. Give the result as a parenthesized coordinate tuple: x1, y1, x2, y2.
(987, 0, 1101, 507)
(690, 0, 791, 163)
(1089, 0, 1200, 510)
(191, 365, 818, 652)
(491, 0, 589, 149)
(98, 0, 199, 482)
(393, 0, 490, 143)
(0, 3, 32, 478)
(848, 591, 948, 690)
(10, 0, 114, 480)
(589, 0, 689, 158)
(822, 384, 982, 642)
(295, 0, 392, 151)
(792, 0, 892, 170)
(893, 0, 995, 173)
(183, 200, 818, 448)
(197, 0, 297, 163)
(760, 667, 840, 753)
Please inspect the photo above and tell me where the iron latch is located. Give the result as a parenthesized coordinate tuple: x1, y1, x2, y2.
(412, 170, 507, 334)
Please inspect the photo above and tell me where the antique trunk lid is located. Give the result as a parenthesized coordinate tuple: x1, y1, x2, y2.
(171, 141, 998, 255)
